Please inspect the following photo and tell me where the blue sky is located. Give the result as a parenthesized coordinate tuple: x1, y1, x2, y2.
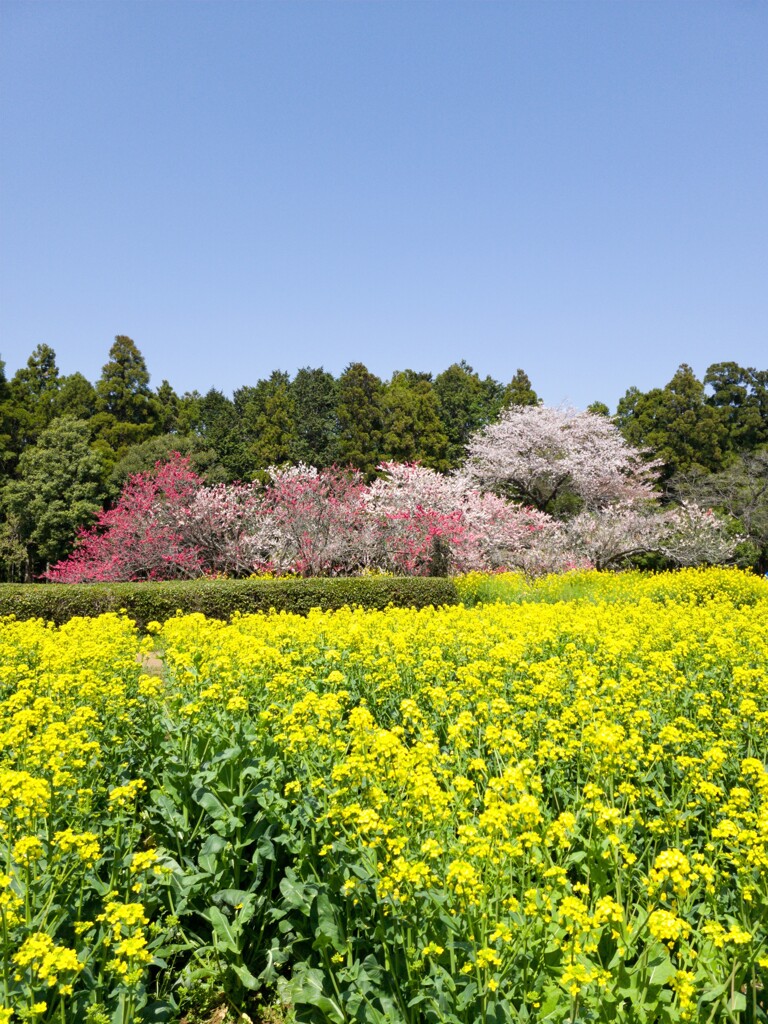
(1, 1, 766, 411)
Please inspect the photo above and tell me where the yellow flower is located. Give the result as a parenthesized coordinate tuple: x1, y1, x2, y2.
(648, 909, 691, 949)
(108, 779, 146, 808)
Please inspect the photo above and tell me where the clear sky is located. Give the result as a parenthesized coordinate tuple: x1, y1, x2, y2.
(1, 1, 766, 412)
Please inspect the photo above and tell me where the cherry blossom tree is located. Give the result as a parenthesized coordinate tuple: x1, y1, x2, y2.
(551, 504, 668, 571)
(464, 405, 659, 512)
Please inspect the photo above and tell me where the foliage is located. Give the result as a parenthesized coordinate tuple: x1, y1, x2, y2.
(335, 363, 385, 479)
(233, 372, 299, 473)
(503, 367, 540, 408)
(95, 336, 155, 424)
(433, 361, 505, 468)
(615, 362, 768, 479)
(0, 576, 459, 628)
(1, 417, 107, 575)
(290, 368, 340, 468)
(380, 372, 450, 472)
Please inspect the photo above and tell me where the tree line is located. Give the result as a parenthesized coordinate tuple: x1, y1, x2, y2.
(0, 336, 766, 579)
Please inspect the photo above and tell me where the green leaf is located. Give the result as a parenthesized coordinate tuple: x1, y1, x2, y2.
(211, 744, 242, 764)
(455, 981, 477, 1011)
(198, 833, 228, 874)
(205, 905, 239, 954)
(647, 954, 677, 987)
(313, 892, 343, 950)
(215, 888, 252, 906)
(538, 985, 562, 1018)
(287, 965, 346, 1023)
(728, 992, 747, 1013)
(280, 870, 314, 911)
(699, 981, 729, 1003)
(233, 962, 261, 991)
(195, 788, 229, 819)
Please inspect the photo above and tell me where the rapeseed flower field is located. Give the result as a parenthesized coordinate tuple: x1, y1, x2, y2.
(1, 569, 766, 1022)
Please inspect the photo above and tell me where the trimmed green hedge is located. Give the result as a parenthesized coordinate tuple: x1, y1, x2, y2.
(0, 577, 459, 629)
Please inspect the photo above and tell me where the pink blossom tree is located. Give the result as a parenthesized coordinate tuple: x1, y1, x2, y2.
(177, 482, 267, 576)
(366, 462, 557, 573)
(258, 464, 369, 575)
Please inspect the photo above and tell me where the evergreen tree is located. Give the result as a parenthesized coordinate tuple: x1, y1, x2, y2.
(381, 372, 450, 471)
(587, 401, 611, 417)
(616, 364, 729, 479)
(249, 371, 298, 471)
(153, 379, 183, 434)
(193, 388, 241, 479)
(92, 336, 160, 458)
(176, 390, 203, 436)
(8, 343, 62, 449)
(96, 336, 154, 420)
(291, 367, 340, 467)
(0, 358, 16, 475)
(10, 343, 60, 411)
(53, 372, 97, 421)
(433, 361, 505, 467)
(231, 372, 299, 476)
(503, 369, 539, 407)
(336, 362, 385, 478)
(704, 362, 768, 453)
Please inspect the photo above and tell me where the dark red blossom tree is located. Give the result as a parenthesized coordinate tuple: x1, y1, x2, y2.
(45, 454, 204, 582)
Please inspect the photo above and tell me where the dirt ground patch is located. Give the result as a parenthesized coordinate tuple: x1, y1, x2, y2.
(137, 650, 164, 675)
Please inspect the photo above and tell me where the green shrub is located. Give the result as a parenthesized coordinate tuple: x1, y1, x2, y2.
(0, 576, 459, 629)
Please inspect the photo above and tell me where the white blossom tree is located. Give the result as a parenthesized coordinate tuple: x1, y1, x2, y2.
(535, 502, 740, 572)
(464, 405, 659, 512)
(659, 502, 741, 567)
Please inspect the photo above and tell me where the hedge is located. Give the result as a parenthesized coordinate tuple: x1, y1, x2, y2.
(0, 576, 460, 629)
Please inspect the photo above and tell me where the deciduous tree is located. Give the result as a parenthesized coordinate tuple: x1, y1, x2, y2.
(465, 405, 658, 513)
(45, 453, 203, 582)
